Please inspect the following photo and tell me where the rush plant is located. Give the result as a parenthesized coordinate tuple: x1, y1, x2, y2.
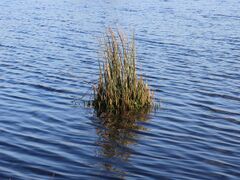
(93, 28, 153, 116)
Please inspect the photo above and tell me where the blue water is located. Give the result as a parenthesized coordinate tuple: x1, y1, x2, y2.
(0, 0, 240, 179)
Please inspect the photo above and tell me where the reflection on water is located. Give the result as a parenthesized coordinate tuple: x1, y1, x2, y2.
(95, 113, 150, 178)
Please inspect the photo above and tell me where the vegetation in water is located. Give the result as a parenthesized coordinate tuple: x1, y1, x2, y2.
(92, 28, 154, 116)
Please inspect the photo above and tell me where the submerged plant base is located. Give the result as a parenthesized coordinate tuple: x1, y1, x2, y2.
(93, 28, 154, 117)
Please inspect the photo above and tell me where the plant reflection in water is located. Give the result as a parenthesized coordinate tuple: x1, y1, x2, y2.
(95, 112, 150, 178)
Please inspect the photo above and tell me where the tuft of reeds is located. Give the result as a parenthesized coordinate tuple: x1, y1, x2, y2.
(93, 28, 154, 116)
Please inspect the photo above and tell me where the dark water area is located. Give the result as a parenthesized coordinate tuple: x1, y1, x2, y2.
(0, 0, 240, 179)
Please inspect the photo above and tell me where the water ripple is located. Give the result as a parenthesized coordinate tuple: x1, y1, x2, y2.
(0, 0, 240, 179)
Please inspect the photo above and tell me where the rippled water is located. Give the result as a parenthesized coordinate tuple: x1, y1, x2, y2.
(0, 0, 240, 179)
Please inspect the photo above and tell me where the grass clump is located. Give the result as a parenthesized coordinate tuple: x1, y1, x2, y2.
(93, 28, 153, 116)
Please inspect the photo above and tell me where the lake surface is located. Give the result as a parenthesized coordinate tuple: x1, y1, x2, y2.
(0, 0, 240, 179)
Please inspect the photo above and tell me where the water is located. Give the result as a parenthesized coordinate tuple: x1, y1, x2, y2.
(0, 0, 240, 179)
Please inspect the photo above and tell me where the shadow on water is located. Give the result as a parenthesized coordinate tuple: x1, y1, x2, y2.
(94, 112, 151, 179)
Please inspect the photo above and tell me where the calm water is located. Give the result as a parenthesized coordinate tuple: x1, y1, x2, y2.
(0, 0, 240, 179)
